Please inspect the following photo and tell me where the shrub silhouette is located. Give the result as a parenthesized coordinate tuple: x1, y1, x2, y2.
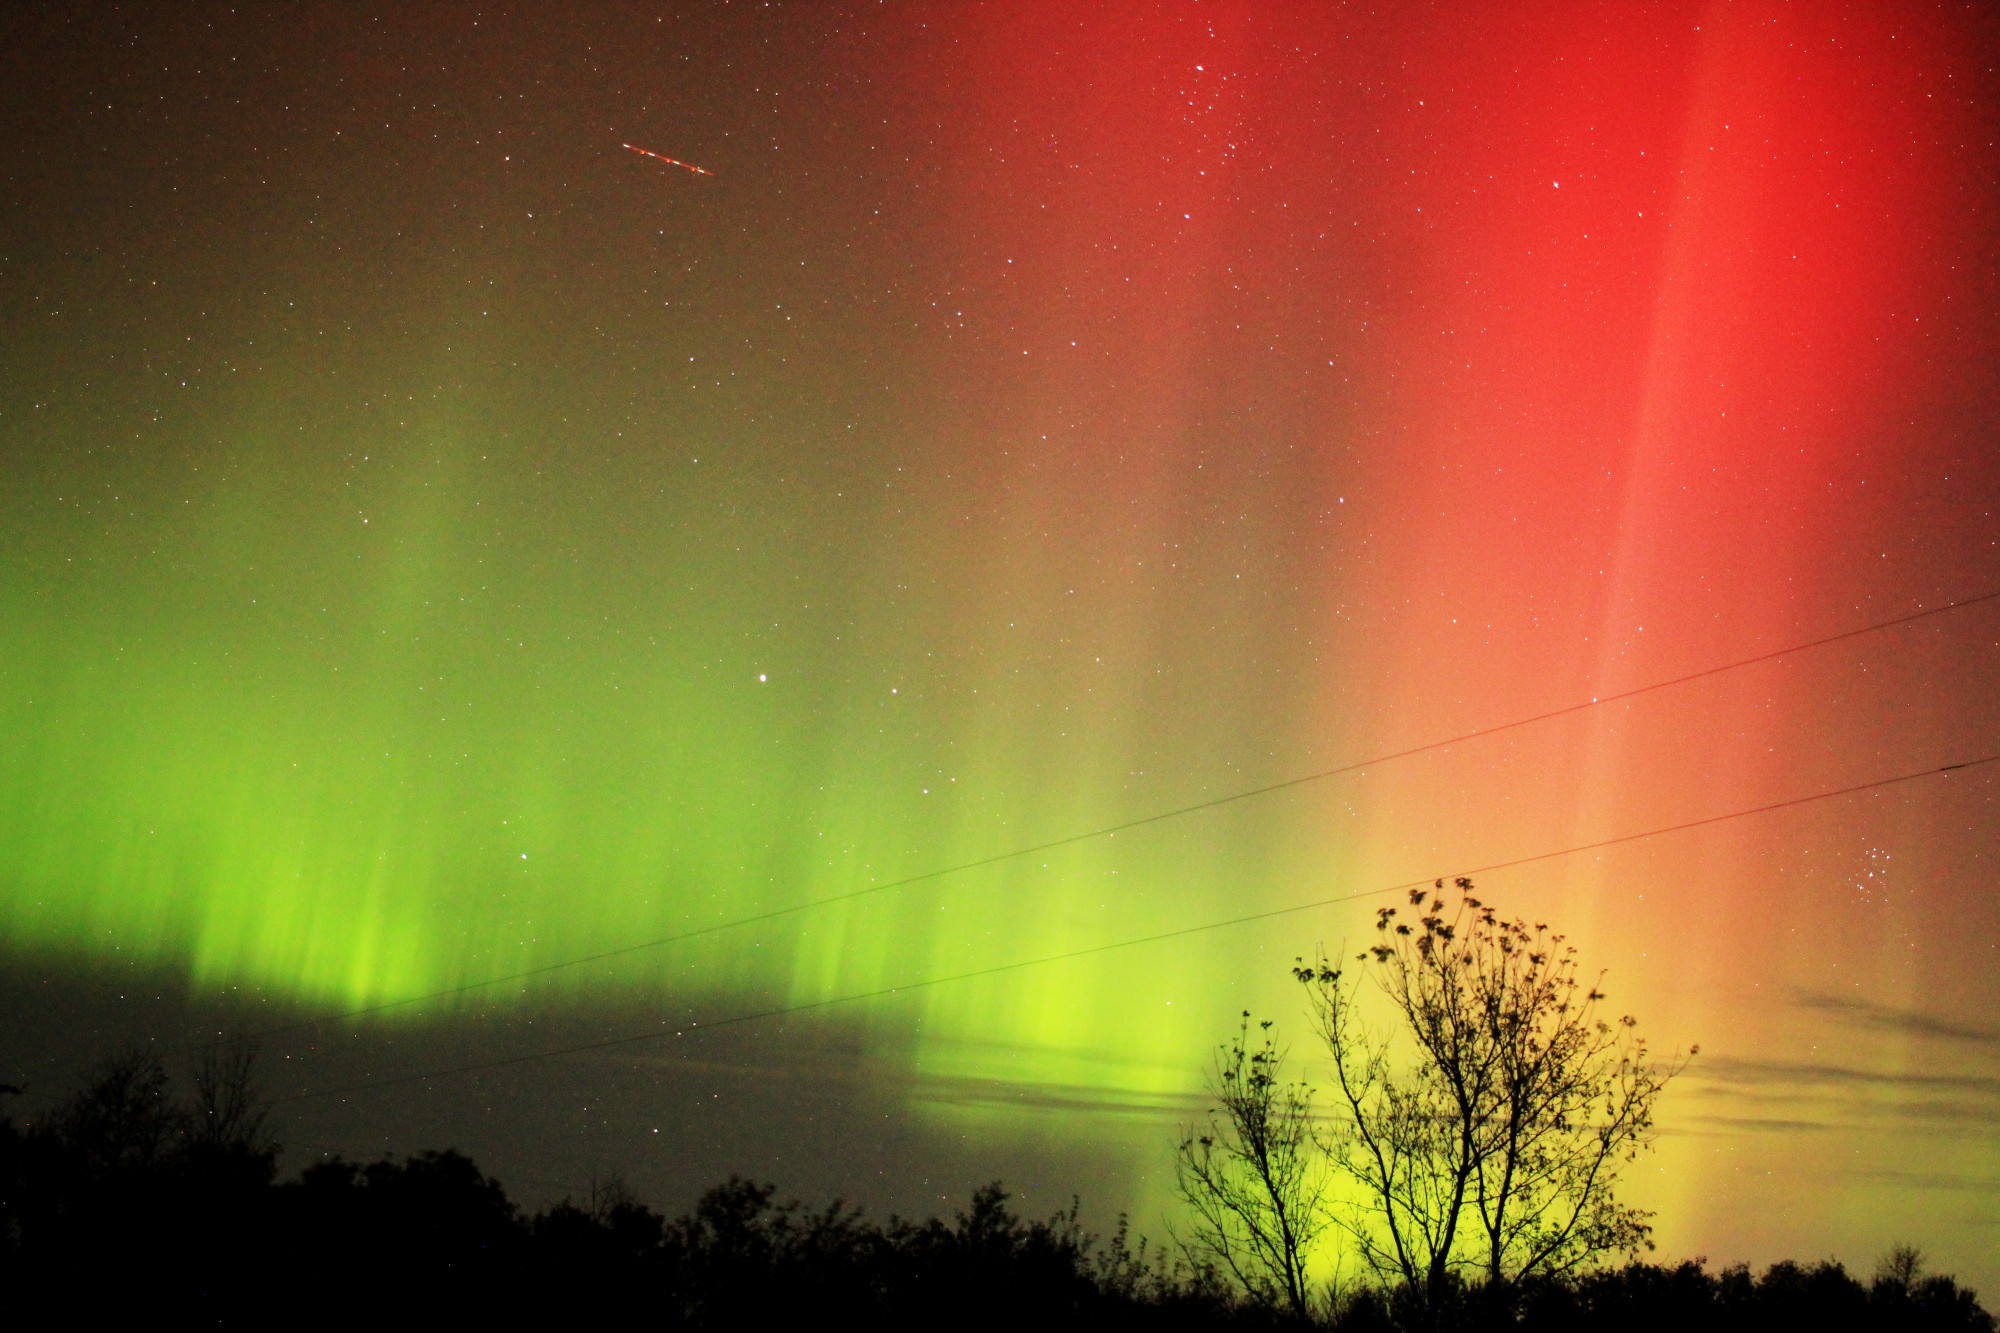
(3, 1050, 281, 1321)
(0, 1054, 1992, 1330)
(1504, 1256, 1997, 1333)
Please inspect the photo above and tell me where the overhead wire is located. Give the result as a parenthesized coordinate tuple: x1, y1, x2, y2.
(272, 752, 1997, 1105)
(231, 587, 2000, 1047)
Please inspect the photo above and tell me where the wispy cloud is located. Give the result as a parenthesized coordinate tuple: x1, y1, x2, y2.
(910, 1072, 1206, 1120)
(1857, 1167, 2000, 1195)
(1677, 1054, 2000, 1135)
(1794, 990, 2000, 1049)
(1692, 1054, 2000, 1095)
(1680, 1113, 1834, 1134)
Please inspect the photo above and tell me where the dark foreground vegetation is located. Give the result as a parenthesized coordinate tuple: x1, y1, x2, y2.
(0, 1051, 1991, 1331)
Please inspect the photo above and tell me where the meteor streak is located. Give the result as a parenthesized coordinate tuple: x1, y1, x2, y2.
(622, 142, 713, 176)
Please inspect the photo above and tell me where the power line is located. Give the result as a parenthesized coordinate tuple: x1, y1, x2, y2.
(235, 587, 2000, 1045)
(272, 753, 1996, 1106)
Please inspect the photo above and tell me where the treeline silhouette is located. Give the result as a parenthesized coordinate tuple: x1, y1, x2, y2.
(0, 1051, 1991, 1330)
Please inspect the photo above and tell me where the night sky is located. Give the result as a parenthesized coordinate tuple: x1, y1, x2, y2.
(4, 0, 1998, 1291)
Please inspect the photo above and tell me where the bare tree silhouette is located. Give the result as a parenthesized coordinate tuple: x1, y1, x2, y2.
(188, 1036, 273, 1155)
(1173, 1010, 1331, 1319)
(1293, 879, 1694, 1318)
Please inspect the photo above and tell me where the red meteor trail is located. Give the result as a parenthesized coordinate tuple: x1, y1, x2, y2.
(622, 143, 713, 176)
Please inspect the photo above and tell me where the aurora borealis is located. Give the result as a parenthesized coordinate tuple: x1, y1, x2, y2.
(3, 0, 1998, 1291)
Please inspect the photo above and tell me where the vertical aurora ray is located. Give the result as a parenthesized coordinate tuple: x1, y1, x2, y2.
(2, 0, 1996, 1285)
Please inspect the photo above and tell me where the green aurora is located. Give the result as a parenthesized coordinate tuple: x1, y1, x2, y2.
(4, 1, 1999, 1289)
